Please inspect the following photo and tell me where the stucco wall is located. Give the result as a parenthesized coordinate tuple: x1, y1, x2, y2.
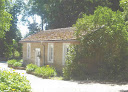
(22, 42, 76, 72)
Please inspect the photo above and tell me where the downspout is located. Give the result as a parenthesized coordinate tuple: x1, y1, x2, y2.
(41, 41, 45, 66)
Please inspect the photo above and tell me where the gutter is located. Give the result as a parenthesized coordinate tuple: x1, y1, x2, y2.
(19, 40, 79, 43)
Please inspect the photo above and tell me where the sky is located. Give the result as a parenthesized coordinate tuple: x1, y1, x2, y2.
(17, 15, 42, 38)
(16, 0, 42, 38)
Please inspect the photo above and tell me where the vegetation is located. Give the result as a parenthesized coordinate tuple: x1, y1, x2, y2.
(34, 65, 57, 78)
(26, 64, 57, 78)
(13, 62, 22, 67)
(7, 59, 22, 67)
(0, 70, 31, 92)
(0, 0, 12, 38)
(26, 64, 38, 73)
(0, 0, 23, 59)
(7, 59, 17, 65)
(63, 3, 128, 81)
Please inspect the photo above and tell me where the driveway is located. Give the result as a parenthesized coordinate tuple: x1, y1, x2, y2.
(0, 61, 128, 92)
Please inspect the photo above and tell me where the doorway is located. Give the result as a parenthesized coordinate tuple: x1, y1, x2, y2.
(35, 48, 40, 66)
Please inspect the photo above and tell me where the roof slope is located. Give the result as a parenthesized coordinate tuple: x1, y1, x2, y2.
(20, 27, 76, 43)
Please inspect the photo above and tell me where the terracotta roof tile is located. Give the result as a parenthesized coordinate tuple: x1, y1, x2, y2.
(20, 27, 76, 42)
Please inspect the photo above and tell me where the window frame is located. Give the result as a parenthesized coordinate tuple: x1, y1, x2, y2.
(27, 43, 31, 59)
(48, 43, 54, 63)
(62, 43, 70, 65)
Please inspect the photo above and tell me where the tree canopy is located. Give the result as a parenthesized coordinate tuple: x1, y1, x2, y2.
(24, 0, 121, 30)
(0, 0, 12, 38)
(63, 5, 128, 80)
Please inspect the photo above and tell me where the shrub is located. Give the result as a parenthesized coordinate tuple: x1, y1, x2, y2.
(63, 6, 128, 81)
(0, 70, 31, 92)
(34, 65, 57, 78)
(26, 64, 38, 73)
(14, 50, 20, 58)
(7, 59, 17, 65)
(13, 62, 22, 67)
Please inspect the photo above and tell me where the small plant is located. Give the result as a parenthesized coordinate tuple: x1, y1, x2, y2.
(14, 50, 20, 58)
(0, 70, 31, 92)
(7, 59, 17, 65)
(26, 64, 38, 73)
(34, 65, 57, 78)
(13, 62, 22, 67)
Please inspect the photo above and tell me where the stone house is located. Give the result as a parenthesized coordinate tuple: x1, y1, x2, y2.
(19, 27, 78, 72)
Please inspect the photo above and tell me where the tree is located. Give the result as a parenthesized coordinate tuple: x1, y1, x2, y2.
(28, 22, 40, 35)
(0, 0, 24, 58)
(25, 0, 121, 30)
(63, 6, 128, 81)
(0, 0, 12, 38)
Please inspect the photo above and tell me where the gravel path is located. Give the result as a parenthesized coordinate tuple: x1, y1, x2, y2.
(0, 61, 128, 92)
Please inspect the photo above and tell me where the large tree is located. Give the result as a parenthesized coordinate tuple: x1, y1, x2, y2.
(63, 5, 128, 80)
(0, 0, 12, 38)
(0, 0, 24, 58)
(25, 0, 121, 30)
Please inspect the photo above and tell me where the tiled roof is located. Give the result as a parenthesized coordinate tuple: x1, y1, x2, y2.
(20, 27, 76, 42)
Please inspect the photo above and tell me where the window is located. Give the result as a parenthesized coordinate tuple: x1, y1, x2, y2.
(62, 43, 70, 65)
(27, 43, 31, 59)
(48, 43, 54, 63)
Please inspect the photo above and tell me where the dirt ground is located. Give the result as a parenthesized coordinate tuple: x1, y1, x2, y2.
(0, 61, 128, 92)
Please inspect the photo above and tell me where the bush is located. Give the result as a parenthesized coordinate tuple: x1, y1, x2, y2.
(13, 62, 22, 67)
(7, 59, 17, 65)
(14, 50, 20, 58)
(0, 70, 31, 92)
(63, 6, 128, 81)
(26, 64, 38, 73)
(34, 65, 57, 78)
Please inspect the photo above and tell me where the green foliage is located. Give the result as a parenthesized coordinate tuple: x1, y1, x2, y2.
(0, 0, 23, 58)
(120, 0, 128, 21)
(63, 6, 128, 81)
(7, 59, 23, 67)
(7, 59, 17, 65)
(25, 0, 121, 29)
(0, 70, 31, 92)
(0, 0, 12, 38)
(26, 64, 38, 73)
(13, 62, 22, 67)
(14, 50, 20, 58)
(34, 65, 57, 78)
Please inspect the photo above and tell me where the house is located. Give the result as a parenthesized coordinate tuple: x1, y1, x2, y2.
(19, 27, 79, 72)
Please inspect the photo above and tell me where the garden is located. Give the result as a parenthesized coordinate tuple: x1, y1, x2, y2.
(0, 69, 31, 92)
(7, 59, 57, 79)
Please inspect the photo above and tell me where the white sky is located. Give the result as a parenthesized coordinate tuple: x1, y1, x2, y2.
(17, 15, 42, 38)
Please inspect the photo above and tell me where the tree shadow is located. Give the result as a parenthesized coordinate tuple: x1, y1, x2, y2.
(0, 61, 7, 63)
(120, 90, 128, 92)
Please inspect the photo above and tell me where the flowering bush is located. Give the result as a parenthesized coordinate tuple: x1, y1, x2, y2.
(34, 65, 57, 78)
(0, 70, 31, 92)
(26, 64, 38, 73)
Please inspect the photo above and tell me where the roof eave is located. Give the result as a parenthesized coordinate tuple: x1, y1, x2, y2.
(19, 39, 79, 43)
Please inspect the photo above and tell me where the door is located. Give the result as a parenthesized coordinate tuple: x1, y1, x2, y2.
(35, 48, 40, 66)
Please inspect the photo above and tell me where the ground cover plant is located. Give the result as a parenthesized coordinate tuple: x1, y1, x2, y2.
(0, 69, 31, 92)
(7, 59, 23, 68)
(34, 65, 57, 78)
(26, 63, 38, 73)
(26, 64, 57, 78)
(7, 59, 17, 66)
